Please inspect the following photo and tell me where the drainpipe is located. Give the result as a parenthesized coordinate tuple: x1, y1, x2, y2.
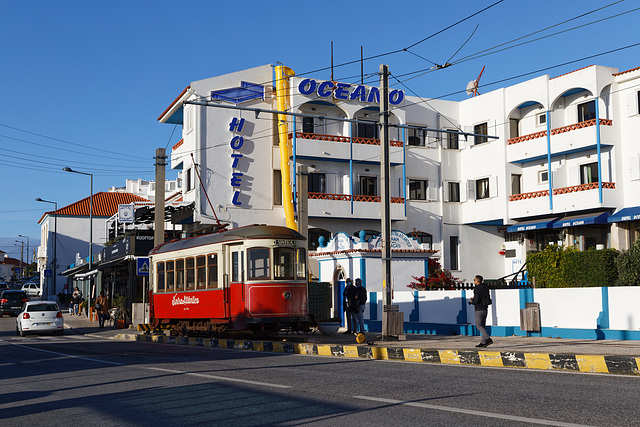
(595, 99, 603, 203)
(546, 110, 553, 210)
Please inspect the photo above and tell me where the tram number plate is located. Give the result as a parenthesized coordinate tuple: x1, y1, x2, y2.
(273, 240, 295, 245)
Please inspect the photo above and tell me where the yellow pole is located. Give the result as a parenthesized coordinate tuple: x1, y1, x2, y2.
(275, 65, 298, 231)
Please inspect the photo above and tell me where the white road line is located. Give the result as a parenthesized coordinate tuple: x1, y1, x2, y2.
(353, 396, 591, 427)
(12, 343, 123, 365)
(147, 367, 292, 389)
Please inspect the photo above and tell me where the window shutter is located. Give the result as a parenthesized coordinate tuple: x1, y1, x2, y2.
(461, 181, 468, 202)
(467, 179, 476, 200)
(443, 181, 449, 201)
(631, 156, 640, 181)
(628, 93, 638, 117)
(428, 182, 438, 201)
(489, 176, 498, 198)
(569, 167, 579, 186)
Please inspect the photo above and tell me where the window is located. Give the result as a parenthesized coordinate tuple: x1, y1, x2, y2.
(273, 170, 282, 205)
(360, 176, 377, 196)
(308, 228, 331, 250)
(185, 107, 193, 134)
(538, 170, 548, 184)
(274, 247, 294, 280)
(196, 256, 206, 289)
(407, 128, 425, 146)
(450, 236, 459, 270)
(296, 248, 307, 279)
(156, 262, 165, 292)
(446, 131, 459, 149)
(186, 168, 193, 192)
(537, 113, 547, 126)
(175, 259, 184, 291)
(448, 182, 460, 202)
(185, 257, 195, 290)
(474, 122, 488, 145)
(410, 231, 433, 248)
(248, 247, 270, 280)
(231, 251, 241, 282)
(580, 162, 598, 184)
(309, 173, 326, 193)
(409, 179, 427, 200)
(511, 174, 522, 195)
(166, 261, 175, 292)
(353, 229, 380, 241)
(356, 121, 378, 139)
(207, 254, 219, 289)
(578, 100, 596, 123)
(476, 178, 490, 200)
(302, 116, 315, 133)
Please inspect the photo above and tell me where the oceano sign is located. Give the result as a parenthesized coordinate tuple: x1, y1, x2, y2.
(297, 78, 404, 105)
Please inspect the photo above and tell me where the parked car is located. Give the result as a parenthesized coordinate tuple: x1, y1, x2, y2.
(16, 301, 64, 336)
(0, 283, 9, 291)
(21, 282, 41, 297)
(1, 290, 29, 316)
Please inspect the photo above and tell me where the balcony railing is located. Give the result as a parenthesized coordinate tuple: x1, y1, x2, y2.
(509, 182, 615, 201)
(507, 119, 613, 145)
(309, 192, 405, 203)
(290, 132, 404, 147)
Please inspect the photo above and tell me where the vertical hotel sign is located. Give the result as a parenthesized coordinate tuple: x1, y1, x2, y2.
(229, 117, 247, 206)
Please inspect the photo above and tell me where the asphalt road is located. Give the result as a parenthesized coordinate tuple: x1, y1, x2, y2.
(0, 316, 638, 426)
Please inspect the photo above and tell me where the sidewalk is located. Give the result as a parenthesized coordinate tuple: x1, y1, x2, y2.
(63, 313, 640, 375)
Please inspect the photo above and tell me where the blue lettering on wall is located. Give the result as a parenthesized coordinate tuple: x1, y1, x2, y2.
(389, 89, 404, 105)
(317, 80, 335, 97)
(228, 117, 251, 207)
(231, 153, 243, 168)
(350, 85, 367, 102)
(367, 87, 380, 103)
(334, 83, 350, 100)
(230, 136, 244, 150)
(229, 117, 245, 132)
(298, 78, 316, 95)
(297, 78, 403, 105)
(230, 172, 243, 187)
(232, 191, 242, 206)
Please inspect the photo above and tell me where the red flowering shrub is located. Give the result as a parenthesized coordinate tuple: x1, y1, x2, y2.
(408, 259, 462, 290)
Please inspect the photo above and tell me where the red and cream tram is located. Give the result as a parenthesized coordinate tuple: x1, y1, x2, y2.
(149, 224, 308, 335)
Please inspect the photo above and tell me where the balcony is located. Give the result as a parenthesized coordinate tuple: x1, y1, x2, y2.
(307, 192, 406, 220)
(506, 119, 613, 163)
(508, 182, 616, 218)
(290, 132, 405, 164)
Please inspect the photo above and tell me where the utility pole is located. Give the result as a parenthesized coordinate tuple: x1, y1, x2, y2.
(154, 148, 167, 247)
(380, 64, 404, 340)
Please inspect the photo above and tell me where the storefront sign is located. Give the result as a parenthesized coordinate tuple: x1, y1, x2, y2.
(297, 78, 404, 105)
(229, 117, 249, 206)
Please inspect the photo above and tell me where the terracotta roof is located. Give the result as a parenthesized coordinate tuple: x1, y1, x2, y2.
(550, 65, 595, 80)
(613, 66, 640, 76)
(158, 86, 190, 121)
(38, 192, 149, 223)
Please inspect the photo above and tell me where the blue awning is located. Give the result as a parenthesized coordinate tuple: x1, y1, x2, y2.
(608, 206, 640, 223)
(507, 218, 559, 233)
(553, 212, 610, 228)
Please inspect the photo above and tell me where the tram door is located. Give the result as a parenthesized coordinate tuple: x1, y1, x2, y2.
(226, 244, 245, 317)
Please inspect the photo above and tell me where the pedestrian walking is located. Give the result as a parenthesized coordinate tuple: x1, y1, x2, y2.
(353, 278, 367, 334)
(72, 287, 82, 316)
(95, 291, 109, 328)
(469, 274, 493, 347)
(343, 278, 357, 334)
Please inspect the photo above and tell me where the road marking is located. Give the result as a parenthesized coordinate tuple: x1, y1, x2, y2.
(147, 367, 292, 389)
(353, 396, 591, 427)
(12, 344, 123, 365)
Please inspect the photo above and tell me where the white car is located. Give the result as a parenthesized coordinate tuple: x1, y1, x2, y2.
(16, 301, 64, 336)
(21, 282, 41, 297)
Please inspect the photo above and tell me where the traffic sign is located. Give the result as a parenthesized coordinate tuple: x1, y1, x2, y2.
(137, 257, 150, 276)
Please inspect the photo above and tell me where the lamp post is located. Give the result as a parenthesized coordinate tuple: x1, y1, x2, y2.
(36, 198, 57, 296)
(18, 235, 29, 278)
(63, 167, 93, 317)
(14, 241, 24, 280)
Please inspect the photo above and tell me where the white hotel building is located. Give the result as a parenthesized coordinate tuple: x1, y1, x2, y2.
(158, 63, 640, 283)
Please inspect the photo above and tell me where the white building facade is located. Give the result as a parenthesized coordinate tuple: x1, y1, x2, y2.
(158, 63, 640, 284)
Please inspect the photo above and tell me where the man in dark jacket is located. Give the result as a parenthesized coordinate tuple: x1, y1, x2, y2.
(469, 274, 492, 347)
(343, 278, 356, 334)
(353, 278, 367, 334)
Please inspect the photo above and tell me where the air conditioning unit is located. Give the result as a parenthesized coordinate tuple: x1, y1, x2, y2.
(520, 302, 540, 332)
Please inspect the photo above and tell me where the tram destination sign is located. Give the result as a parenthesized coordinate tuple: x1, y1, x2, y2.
(273, 239, 295, 245)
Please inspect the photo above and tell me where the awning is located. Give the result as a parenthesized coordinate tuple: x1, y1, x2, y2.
(97, 255, 135, 271)
(553, 212, 610, 228)
(507, 218, 559, 233)
(608, 206, 640, 223)
(75, 269, 99, 279)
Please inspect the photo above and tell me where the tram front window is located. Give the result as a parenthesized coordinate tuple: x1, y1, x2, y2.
(296, 248, 307, 279)
(248, 247, 270, 280)
(274, 248, 294, 280)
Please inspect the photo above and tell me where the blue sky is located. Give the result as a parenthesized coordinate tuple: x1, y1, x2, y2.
(0, 0, 638, 260)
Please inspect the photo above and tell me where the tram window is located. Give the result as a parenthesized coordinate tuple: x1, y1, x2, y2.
(157, 262, 165, 292)
(207, 254, 219, 288)
(185, 257, 195, 290)
(296, 248, 307, 279)
(176, 259, 185, 291)
(232, 252, 240, 282)
(166, 260, 175, 292)
(274, 248, 294, 280)
(248, 247, 270, 280)
(196, 256, 206, 289)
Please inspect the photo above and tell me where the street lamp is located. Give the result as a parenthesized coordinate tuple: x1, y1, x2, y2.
(14, 241, 24, 280)
(63, 167, 94, 318)
(36, 198, 58, 296)
(18, 235, 29, 277)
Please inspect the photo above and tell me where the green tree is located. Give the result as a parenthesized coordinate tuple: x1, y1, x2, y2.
(616, 239, 640, 286)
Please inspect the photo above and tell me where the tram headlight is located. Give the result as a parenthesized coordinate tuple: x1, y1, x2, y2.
(282, 291, 292, 300)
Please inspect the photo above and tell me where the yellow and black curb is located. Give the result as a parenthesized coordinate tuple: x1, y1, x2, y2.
(114, 333, 640, 376)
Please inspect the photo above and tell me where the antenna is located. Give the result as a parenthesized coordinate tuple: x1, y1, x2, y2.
(466, 65, 485, 97)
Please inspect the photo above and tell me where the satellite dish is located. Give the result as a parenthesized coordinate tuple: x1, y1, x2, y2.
(466, 65, 485, 97)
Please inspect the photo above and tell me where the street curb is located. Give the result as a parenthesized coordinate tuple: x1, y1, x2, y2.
(114, 333, 640, 376)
